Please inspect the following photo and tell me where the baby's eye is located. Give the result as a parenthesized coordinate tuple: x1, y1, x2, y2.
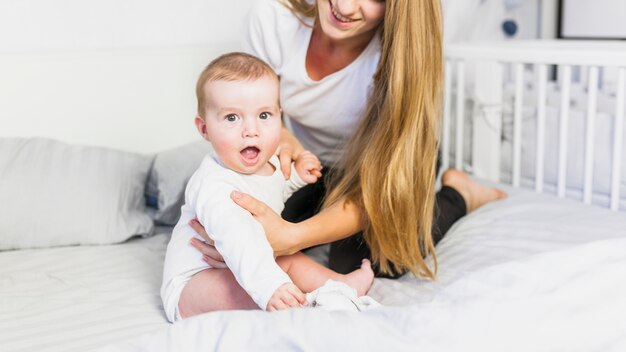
(225, 114, 238, 122)
(259, 112, 270, 120)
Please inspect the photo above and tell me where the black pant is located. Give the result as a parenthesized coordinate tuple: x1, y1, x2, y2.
(281, 165, 467, 279)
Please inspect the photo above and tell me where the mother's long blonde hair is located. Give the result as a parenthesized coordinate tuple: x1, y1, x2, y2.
(282, 0, 444, 278)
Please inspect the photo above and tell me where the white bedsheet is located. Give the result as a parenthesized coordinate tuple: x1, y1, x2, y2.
(103, 238, 626, 352)
(2, 187, 625, 352)
(101, 187, 626, 352)
(0, 228, 172, 352)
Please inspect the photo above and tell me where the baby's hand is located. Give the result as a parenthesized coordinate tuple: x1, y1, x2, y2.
(266, 283, 306, 311)
(294, 151, 322, 184)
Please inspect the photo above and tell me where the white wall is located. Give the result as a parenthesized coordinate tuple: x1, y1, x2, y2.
(540, 0, 559, 39)
(0, 45, 241, 153)
(443, 0, 541, 43)
(0, 1, 254, 153)
(0, 0, 254, 54)
(0, 0, 559, 153)
(561, 0, 626, 38)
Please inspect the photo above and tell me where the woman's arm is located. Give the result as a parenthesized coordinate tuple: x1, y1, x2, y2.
(277, 197, 362, 255)
(190, 191, 363, 258)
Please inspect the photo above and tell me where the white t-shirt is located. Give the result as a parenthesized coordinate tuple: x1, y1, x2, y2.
(161, 154, 306, 321)
(243, 0, 381, 165)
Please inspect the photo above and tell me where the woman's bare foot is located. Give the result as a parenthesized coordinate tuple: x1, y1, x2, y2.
(340, 259, 374, 296)
(442, 169, 506, 213)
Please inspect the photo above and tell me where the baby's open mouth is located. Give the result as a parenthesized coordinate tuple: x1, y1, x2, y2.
(240, 146, 260, 164)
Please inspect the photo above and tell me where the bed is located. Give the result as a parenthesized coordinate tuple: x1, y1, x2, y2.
(1, 40, 625, 352)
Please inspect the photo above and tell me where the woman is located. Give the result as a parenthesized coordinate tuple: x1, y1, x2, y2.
(181, 0, 503, 316)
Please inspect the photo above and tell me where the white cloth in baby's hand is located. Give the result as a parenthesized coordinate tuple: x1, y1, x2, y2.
(305, 280, 381, 312)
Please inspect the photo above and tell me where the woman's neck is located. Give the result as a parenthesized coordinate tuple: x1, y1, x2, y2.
(305, 25, 377, 81)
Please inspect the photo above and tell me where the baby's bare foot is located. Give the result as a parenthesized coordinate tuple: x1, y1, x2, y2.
(341, 259, 374, 296)
(442, 169, 506, 213)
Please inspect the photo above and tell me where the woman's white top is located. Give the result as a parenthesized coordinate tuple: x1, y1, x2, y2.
(243, 0, 381, 165)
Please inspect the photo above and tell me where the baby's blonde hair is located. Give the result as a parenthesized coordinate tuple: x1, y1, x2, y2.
(196, 52, 278, 118)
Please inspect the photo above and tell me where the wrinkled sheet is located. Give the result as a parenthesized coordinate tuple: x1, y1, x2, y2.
(100, 188, 626, 352)
(2, 187, 625, 352)
(0, 228, 171, 352)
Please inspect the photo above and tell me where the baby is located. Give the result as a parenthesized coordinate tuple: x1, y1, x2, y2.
(160, 52, 374, 322)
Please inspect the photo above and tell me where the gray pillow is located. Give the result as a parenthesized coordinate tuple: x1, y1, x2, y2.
(146, 140, 214, 225)
(0, 138, 154, 250)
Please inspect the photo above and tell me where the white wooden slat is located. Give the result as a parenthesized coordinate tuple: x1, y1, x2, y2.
(442, 60, 453, 171)
(471, 61, 503, 182)
(455, 60, 465, 170)
(557, 65, 572, 198)
(443, 41, 626, 212)
(445, 40, 626, 67)
(512, 63, 524, 187)
(583, 66, 599, 204)
(610, 67, 625, 211)
(535, 64, 548, 194)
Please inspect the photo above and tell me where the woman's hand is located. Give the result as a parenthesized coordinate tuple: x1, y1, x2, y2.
(188, 221, 227, 269)
(276, 127, 305, 180)
(189, 191, 301, 261)
(230, 191, 300, 257)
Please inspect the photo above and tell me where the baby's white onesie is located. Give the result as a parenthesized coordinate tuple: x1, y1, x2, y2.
(161, 153, 306, 322)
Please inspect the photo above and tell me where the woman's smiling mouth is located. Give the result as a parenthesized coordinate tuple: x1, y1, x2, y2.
(329, 0, 360, 23)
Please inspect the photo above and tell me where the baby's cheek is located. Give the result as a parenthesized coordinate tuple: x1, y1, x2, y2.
(266, 128, 282, 153)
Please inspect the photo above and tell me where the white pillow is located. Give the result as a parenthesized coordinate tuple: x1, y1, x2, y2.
(145, 140, 214, 225)
(0, 138, 154, 250)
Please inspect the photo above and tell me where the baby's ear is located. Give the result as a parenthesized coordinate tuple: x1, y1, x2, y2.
(194, 116, 210, 141)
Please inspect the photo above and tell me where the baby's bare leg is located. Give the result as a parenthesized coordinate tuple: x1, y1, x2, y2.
(276, 252, 374, 296)
(178, 269, 257, 319)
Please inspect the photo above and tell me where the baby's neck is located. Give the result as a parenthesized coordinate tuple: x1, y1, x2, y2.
(254, 161, 275, 176)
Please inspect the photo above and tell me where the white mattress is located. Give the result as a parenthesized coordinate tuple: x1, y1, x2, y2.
(0, 227, 172, 352)
(372, 184, 626, 305)
(2, 186, 626, 352)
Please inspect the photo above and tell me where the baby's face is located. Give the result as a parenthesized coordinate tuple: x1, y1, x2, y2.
(201, 76, 281, 175)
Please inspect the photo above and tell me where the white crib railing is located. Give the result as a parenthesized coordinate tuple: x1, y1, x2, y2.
(443, 40, 626, 211)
